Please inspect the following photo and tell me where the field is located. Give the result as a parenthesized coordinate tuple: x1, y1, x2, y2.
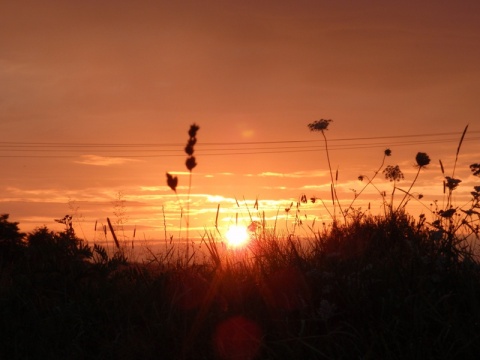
(1, 124, 479, 359)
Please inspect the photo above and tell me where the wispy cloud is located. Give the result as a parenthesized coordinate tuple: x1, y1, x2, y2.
(75, 155, 140, 166)
(256, 170, 329, 178)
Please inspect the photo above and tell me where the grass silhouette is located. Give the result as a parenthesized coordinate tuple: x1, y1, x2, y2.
(0, 123, 479, 359)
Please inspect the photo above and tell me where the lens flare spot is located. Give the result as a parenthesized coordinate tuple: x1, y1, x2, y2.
(225, 225, 249, 247)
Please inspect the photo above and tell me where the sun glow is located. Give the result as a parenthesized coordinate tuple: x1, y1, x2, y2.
(225, 225, 250, 247)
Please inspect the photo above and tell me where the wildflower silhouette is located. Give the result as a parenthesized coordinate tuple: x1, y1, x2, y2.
(184, 123, 199, 250)
(307, 119, 343, 220)
(439, 208, 457, 218)
(397, 152, 431, 212)
(445, 176, 461, 191)
(383, 165, 404, 212)
(166, 173, 178, 193)
(307, 119, 332, 132)
(185, 123, 199, 171)
(383, 165, 404, 182)
(415, 152, 431, 167)
(166, 123, 200, 259)
(470, 163, 480, 177)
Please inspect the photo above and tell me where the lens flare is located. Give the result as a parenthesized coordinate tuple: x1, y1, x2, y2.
(225, 225, 249, 247)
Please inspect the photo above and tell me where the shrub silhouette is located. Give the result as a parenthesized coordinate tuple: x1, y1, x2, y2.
(0, 214, 26, 263)
(25, 226, 92, 272)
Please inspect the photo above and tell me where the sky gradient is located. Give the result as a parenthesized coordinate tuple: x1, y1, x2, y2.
(1, 1, 480, 247)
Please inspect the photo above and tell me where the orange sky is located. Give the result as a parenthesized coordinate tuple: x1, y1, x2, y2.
(1, 1, 480, 246)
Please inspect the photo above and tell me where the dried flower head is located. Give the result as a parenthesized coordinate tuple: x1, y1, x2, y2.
(472, 187, 480, 200)
(186, 156, 197, 171)
(185, 144, 194, 156)
(439, 208, 456, 218)
(384, 148, 392, 156)
(358, 175, 364, 181)
(307, 119, 332, 132)
(470, 163, 480, 177)
(445, 176, 461, 190)
(415, 152, 431, 167)
(188, 123, 200, 138)
(383, 165, 404, 182)
(166, 172, 178, 192)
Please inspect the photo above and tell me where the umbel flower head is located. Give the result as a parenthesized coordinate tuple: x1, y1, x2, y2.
(383, 165, 404, 182)
(445, 176, 461, 190)
(307, 119, 332, 132)
(384, 148, 392, 156)
(470, 163, 480, 177)
(415, 152, 431, 167)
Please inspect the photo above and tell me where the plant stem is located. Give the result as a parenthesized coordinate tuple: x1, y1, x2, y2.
(396, 167, 421, 213)
(322, 131, 343, 220)
(345, 153, 387, 216)
(186, 170, 192, 261)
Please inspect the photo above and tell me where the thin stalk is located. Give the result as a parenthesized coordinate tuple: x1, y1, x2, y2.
(186, 170, 192, 261)
(396, 166, 422, 212)
(345, 153, 387, 216)
(321, 130, 343, 220)
(452, 125, 468, 178)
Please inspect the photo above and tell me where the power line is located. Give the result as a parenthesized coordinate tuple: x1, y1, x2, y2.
(0, 130, 478, 148)
(1, 136, 479, 153)
(0, 131, 478, 158)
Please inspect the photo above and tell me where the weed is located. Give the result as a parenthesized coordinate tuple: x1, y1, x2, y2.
(166, 123, 200, 262)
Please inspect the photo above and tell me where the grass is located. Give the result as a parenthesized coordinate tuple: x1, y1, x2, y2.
(0, 123, 479, 359)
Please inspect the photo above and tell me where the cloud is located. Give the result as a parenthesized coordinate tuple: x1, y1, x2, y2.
(256, 170, 329, 178)
(75, 155, 140, 166)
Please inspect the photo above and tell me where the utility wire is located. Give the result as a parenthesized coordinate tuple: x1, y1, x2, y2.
(0, 131, 479, 158)
(1, 137, 480, 153)
(0, 130, 479, 147)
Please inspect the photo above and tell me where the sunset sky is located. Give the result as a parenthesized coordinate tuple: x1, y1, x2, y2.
(1, 1, 480, 246)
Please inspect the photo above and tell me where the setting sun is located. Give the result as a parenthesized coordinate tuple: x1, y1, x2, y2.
(225, 225, 250, 247)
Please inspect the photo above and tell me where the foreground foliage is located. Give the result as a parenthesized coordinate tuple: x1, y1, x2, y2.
(1, 211, 479, 360)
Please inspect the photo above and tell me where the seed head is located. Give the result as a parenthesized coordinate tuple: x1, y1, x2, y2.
(307, 119, 332, 132)
(188, 123, 200, 138)
(383, 165, 404, 182)
(166, 172, 178, 192)
(439, 208, 456, 218)
(415, 152, 431, 167)
(185, 144, 194, 156)
(470, 163, 480, 177)
(186, 156, 197, 171)
(384, 148, 392, 156)
(185, 138, 196, 156)
(445, 176, 461, 190)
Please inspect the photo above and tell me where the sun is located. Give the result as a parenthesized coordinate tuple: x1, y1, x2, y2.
(225, 225, 250, 247)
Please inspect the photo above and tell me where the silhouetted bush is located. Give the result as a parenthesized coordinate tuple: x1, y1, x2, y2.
(0, 214, 26, 263)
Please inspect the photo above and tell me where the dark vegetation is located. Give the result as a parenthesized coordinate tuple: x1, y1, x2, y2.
(1, 123, 479, 359)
